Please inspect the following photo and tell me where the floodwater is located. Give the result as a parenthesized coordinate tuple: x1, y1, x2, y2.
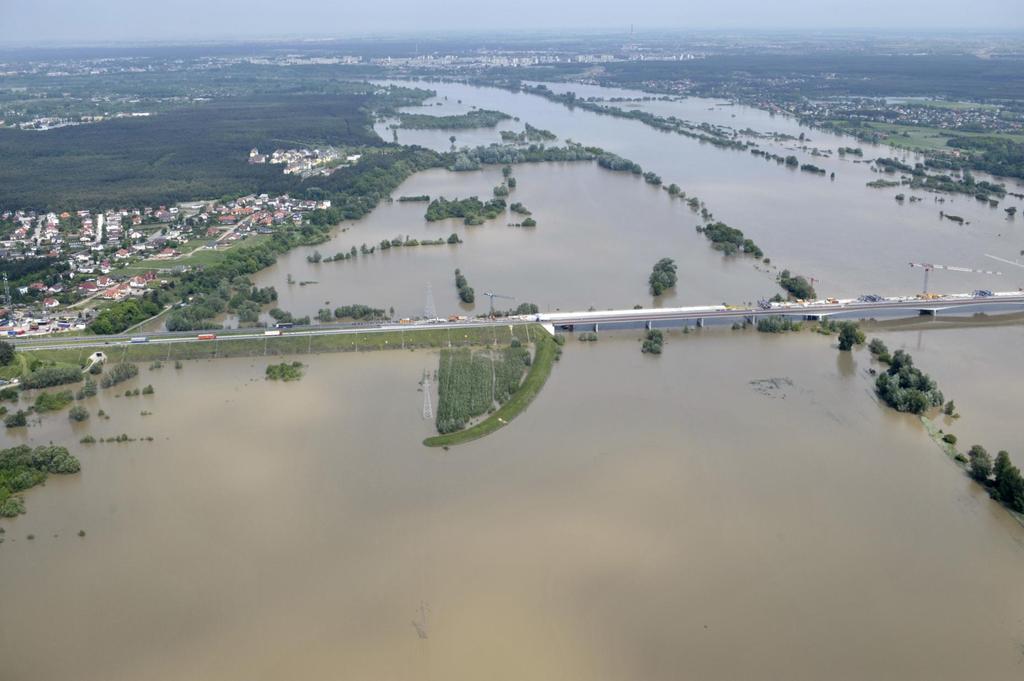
(2, 328, 1024, 680)
(869, 317, 1024, 468)
(247, 78, 1024, 320)
(261, 162, 775, 319)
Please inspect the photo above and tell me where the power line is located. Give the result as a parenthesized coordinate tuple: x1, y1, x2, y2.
(421, 370, 433, 420)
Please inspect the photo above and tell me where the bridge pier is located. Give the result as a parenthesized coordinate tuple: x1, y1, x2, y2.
(645, 320, 652, 331)
(696, 317, 704, 328)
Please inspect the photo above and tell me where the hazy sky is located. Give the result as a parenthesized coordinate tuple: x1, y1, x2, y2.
(2, 0, 1022, 44)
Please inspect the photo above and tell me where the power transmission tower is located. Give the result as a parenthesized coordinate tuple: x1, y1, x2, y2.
(421, 370, 433, 420)
(424, 282, 436, 320)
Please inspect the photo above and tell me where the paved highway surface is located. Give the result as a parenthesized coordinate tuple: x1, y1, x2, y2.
(11, 291, 1024, 351)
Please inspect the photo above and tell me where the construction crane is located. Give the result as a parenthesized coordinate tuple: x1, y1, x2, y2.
(482, 291, 513, 316)
(908, 262, 1003, 294)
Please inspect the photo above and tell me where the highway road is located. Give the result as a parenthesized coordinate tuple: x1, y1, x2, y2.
(10, 290, 1024, 352)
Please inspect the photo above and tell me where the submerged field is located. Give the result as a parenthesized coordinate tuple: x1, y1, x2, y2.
(2, 328, 1024, 680)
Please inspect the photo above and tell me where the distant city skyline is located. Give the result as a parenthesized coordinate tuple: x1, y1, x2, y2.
(1, 0, 1022, 46)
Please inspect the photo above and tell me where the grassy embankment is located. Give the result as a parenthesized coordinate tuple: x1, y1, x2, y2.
(423, 334, 558, 448)
(17, 325, 539, 367)
(0, 353, 31, 382)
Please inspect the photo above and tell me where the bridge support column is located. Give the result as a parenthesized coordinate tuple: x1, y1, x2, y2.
(594, 323, 599, 334)
(645, 320, 652, 331)
(696, 317, 704, 328)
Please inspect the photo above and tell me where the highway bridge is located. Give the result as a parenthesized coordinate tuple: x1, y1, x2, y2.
(9, 290, 1024, 352)
(535, 290, 1024, 332)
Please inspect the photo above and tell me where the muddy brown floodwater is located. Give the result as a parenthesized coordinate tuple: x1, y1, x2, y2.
(236, 80, 1024, 325)
(2, 327, 1023, 680)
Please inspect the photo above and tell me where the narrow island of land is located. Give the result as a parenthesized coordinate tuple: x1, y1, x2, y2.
(397, 109, 511, 129)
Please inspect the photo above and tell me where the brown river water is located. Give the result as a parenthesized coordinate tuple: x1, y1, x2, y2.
(2, 327, 1023, 680)
(235, 79, 1024, 323)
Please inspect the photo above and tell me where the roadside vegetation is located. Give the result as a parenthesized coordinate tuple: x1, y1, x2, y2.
(777, 270, 817, 300)
(17, 325, 538, 367)
(641, 329, 664, 354)
(89, 298, 164, 335)
(756, 316, 802, 333)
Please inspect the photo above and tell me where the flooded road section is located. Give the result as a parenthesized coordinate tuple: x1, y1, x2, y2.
(2, 329, 1023, 680)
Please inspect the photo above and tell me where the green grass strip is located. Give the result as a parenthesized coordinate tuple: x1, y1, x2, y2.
(423, 333, 557, 448)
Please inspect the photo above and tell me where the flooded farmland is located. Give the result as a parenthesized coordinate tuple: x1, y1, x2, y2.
(2, 328, 1023, 681)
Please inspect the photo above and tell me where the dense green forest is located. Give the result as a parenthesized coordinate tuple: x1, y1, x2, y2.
(0, 94, 383, 211)
(588, 55, 1024, 101)
(946, 136, 1024, 180)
